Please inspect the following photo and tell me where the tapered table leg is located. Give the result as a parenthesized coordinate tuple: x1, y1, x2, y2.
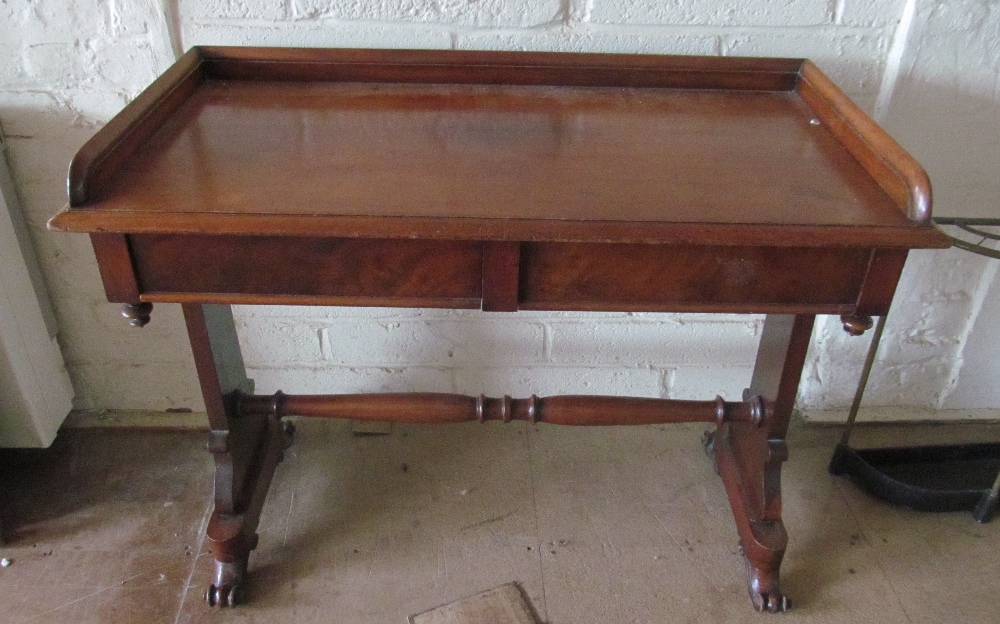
(713, 314, 814, 613)
(183, 303, 291, 607)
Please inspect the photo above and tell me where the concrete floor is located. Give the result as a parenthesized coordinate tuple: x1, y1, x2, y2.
(0, 418, 998, 623)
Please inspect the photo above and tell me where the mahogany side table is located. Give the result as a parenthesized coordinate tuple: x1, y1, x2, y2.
(49, 47, 949, 612)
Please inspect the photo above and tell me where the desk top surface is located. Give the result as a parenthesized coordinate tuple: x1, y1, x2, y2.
(50, 48, 946, 248)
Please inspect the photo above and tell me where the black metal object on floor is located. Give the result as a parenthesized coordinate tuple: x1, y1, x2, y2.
(829, 218, 1000, 523)
(830, 442, 1000, 522)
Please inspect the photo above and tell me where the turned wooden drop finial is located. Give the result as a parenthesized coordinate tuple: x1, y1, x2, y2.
(122, 302, 153, 327)
(840, 314, 873, 336)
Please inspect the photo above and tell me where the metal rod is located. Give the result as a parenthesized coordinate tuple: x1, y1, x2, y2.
(974, 468, 1000, 523)
(987, 469, 1000, 501)
(934, 217, 1000, 260)
(839, 314, 888, 447)
(945, 236, 1000, 260)
(955, 223, 1000, 241)
(932, 217, 1000, 226)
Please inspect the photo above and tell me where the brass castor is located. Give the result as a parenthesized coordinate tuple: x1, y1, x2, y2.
(205, 558, 247, 608)
(738, 543, 790, 613)
(206, 583, 244, 608)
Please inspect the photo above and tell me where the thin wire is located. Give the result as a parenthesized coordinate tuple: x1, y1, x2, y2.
(956, 223, 1000, 242)
(934, 218, 1000, 260)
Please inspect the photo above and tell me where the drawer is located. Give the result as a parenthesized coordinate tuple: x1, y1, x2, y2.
(128, 234, 483, 307)
(519, 242, 872, 313)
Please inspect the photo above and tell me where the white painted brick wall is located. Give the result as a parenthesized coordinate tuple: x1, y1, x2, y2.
(453, 29, 721, 56)
(590, 1, 834, 27)
(546, 317, 760, 367)
(837, 0, 909, 28)
(239, 309, 759, 401)
(722, 30, 889, 98)
(2, 0, 997, 418)
(293, 0, 563, 27)
(188, 0, 287, 21)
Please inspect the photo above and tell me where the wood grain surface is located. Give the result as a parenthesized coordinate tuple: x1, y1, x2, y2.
(50, 47, 947, 251)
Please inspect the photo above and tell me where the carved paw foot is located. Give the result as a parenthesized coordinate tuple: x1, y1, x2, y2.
(740, 544, 790, 613)
(205, 559, 247, 608)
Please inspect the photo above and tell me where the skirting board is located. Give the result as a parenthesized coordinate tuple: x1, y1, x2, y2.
(803, 407, 1000, 425)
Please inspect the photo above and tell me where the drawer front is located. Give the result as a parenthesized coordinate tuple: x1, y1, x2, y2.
(520, 242, 871, 312)
(129, 234, 483, 306)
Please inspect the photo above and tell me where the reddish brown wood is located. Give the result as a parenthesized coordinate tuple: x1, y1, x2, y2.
(84, 79, 901, 228)
(240, 392, 770, 427)
(746, 315, 816, 439)
(49, 48, 947, 254)
(797, 61, 931, 223)
(182, 304, 254, 491)
(50, 211, 949, 249)
(69, 49, 204, 206)
(89, 233, 140, 303)
(481, 241, 520, 312)
(198, 46, 804, 90)
(714, 429, 790, 612)
(520, 243, 870, 312)
(183, 303, 287, 608)
(841, 314, 875, 336)
(142, 293, 482, 310)
(50, 49, 954, 612)
(712, 314, 815, 612)
(131, 234, 483, 303)
(855, 248, 910, 316)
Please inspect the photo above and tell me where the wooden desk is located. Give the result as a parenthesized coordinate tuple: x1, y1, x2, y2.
(49, 47, 949, 612)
